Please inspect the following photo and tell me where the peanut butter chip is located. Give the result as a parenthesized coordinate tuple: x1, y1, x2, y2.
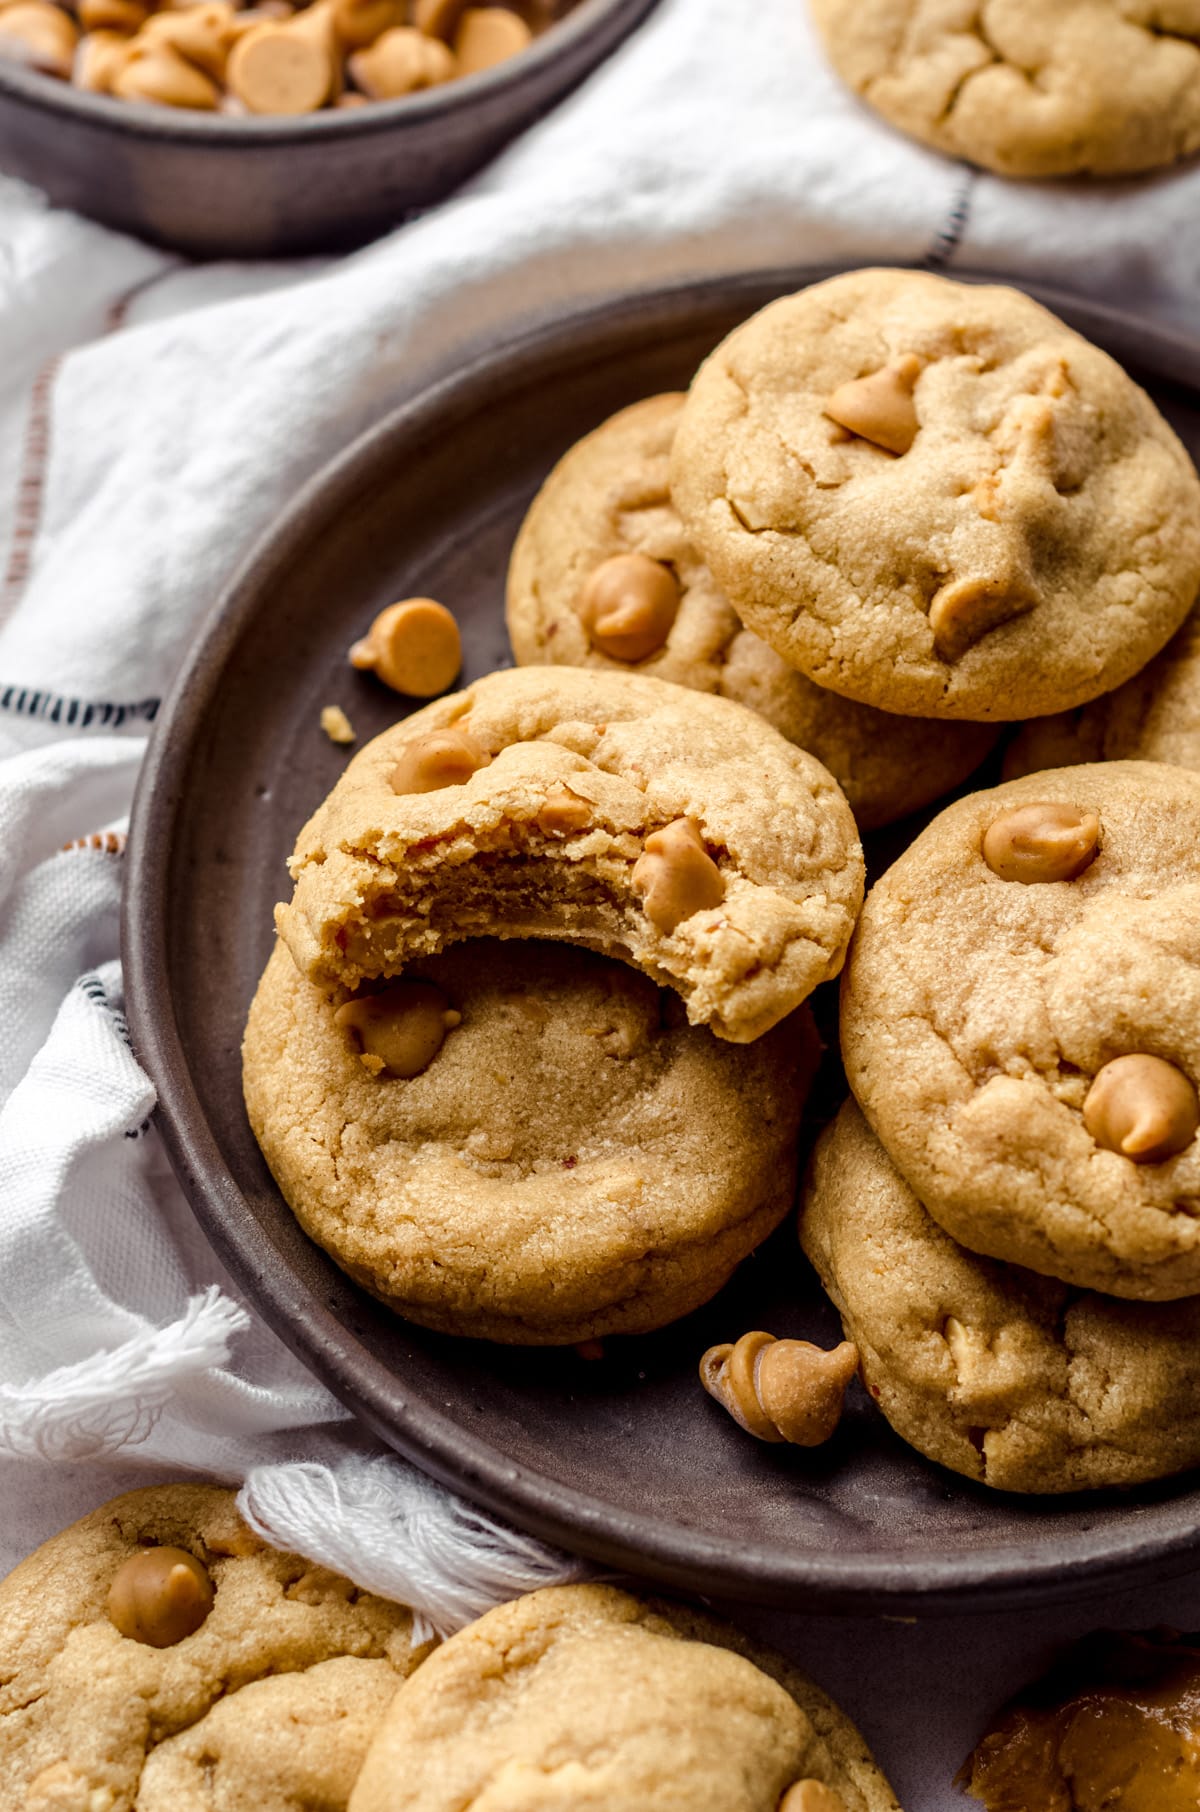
(330, 0, 403, 47)
(74, 25, 131, 88)
(349, 598, 461, 696)
(631, 818, 724, 934)
(335, 981, 460, 1078)
(982, 801, 1100, 884)
(389, 725, 488, 794)
(453, 4, 529, 73)
(778, 1783, 847, 1812)
(699, 1331, 859, 1446)
(79, 0, 148, 31)
(578, 553, 680, 663)
(112, 37, 219, 103)
(1083, 1054, 1200, 1164)
(824, 354, 922, 456)
(141, 2, 235, 77)
(348, 23, 454, 93)
(413, 0, 464, 37)
(536, 785, 592, 837)
(226, 11, 332, 113)
(0, 2, 79, 75)
(106, 1547, 214, 1648)
(928, 575, 1035, 662)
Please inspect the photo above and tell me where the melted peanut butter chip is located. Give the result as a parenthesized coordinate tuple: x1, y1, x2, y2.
(631, 817, 724, 934)
(1083, 1054, 1199, 1164)
(824, 354, 921, 456)
(779, 1783, 847, 1812)
(389, 725, 488, 794)
(536, 785, 592, 837)
(107, 1547, 214, 1648)
(578, 553, 679, 664)
(350, 598, 461, 696)
(348, 24, 454, 94)
(453, 4, 529, 72)
(335, 981, 461, 1078)
(700, 1331, 859, 1447)
(0, 2, 79, 75)
(982, 801, 1100, 884)
(928, 575, 1035, 662)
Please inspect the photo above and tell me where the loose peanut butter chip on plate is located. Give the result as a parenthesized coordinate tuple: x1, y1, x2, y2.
(349, 598, 462, 696)
(928, 575, 1035, 662)
(631, 818, 724, 934)
(578, 553, 680, 663)
(389, 725, 488, 794)
(226, 17, 330, 112)
(823, 354, 921, 456)
(453, 3, 529, 73)
(779, 1783, 847, 1812)
(537, 785, 592, 837)
(107, 1547, 214, 1648)
(1083, 1054, 1200, 1164)
(700, 1331, 859, 1446)
(335, 981, 461, 1078)
(982, 801, 1100, 884)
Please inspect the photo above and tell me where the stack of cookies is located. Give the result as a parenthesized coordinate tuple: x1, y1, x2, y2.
(246, 663, 865, 1344)
(499, 266, 1200, 1493)
(0, 1483, 903, 1810)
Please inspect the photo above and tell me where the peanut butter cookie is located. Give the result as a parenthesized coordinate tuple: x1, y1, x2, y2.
(802, 1101, 1200, 1494)
(840, 762, 1200, 1300)
(0, 1484, 422, 1812)
(275, 665, 864, 1043)
(1006, 599, 1200, 781)
(350, 1584, 901, 1812)
(506, 392, 996, 830)
(670, 270, 1200, 721)
(811, 0, 1200, 180)
(244, 939, 818, 1344)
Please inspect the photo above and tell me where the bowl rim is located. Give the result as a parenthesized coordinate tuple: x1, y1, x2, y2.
(123, 263, 1200, 1614)
(0, 0, 640, 143)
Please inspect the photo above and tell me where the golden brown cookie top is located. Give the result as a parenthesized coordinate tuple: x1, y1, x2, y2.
(670, 270, 1200, 721)
(0, 1485, 421, 1812)
(506, 391, 996, 829)
(840, 761, 1200, 1300)
(801, 1101, 1200, 1494)
(811, 0, 1200, 180)
(276, 665, 864, 1043)
(349, 1585, 901, 1812)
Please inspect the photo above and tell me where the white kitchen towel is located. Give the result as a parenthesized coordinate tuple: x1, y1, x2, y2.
(4, 0, 1200, 1594)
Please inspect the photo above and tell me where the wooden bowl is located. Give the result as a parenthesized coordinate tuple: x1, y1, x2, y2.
(0, 0, 656, 258)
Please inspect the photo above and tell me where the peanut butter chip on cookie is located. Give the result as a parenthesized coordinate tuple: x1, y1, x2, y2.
(578, 553, 680, 663)
(107, 1547, 214, 1648)
(335, 981, 461, 1078)
(982, 801, 1100, 884)
(928, 575, 1035, 662)
(779, 1783, 846, 1812)
(389, 726, 488, 794)
(631, 817, 724, 934)
(823, 354, 921, 456)
(1083, 1055, 1200, 1165)
(350, 598, 462, 698)
(699, 1331, 859, 1446)
(536, 785, 592, 836)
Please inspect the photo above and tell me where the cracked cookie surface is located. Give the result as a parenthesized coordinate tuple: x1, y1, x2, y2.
(1006, 598, 1200, 781)
(349, 1584, 902, 1812)
(840, 762, 1200, 1299)
(244, 939, 817, 1344)
(670, 269, 1200, 721)
(275, 665, 864, 1043)
(801, 1101, 1200, 1494)
(0, 1484, 422, 1812)
(811, 0, 1200, 179)
(506, 391, 997, 830)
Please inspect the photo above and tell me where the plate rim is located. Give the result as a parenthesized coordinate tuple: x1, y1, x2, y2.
(123, 262, 1200, 1613)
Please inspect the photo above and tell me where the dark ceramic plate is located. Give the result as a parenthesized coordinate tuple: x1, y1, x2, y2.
(124, 266, 1200, 1613)
(0, 0, 655, 259)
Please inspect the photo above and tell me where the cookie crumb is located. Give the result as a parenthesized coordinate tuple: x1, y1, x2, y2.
(320, 705, 356, 745)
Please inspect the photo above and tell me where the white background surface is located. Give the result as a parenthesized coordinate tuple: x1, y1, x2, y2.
(4, 0, 1200, 1804)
